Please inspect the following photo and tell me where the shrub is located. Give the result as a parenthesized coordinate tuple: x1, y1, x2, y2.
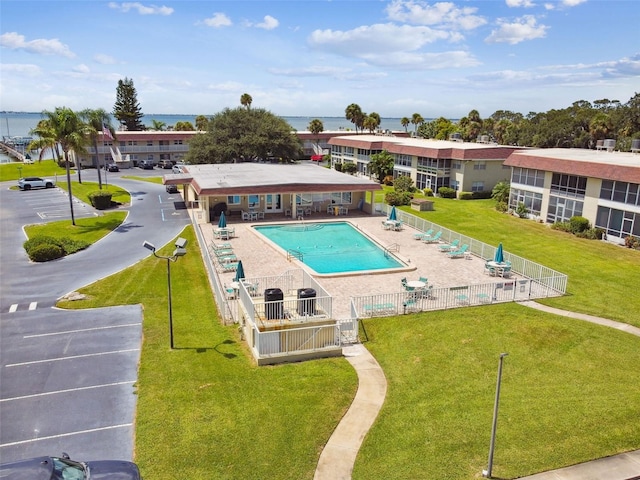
(438, 187, 456, 198)
(472, 190, 493, 200)
(516, 202, 529, 218)
(569, 216, 590, 234)
(334, 162, 343, 172)
(88, 190, 113, 210)
(341, 162, 357, 175)
(24, 235, 63, 253)
(625, 235, 640, 249)
(393, 176, 415, 192)
(423, 188, 434, 197)
(576, 228, 604, 240)
(385, 191, 412, 206)
(58, 237, 90, 254)
(28, 244, 64, 262)
(495, 201, 508, 213)
(382, 175, 394, 186)
(551, 221, 572, 232)
(459, 191, 473, 200)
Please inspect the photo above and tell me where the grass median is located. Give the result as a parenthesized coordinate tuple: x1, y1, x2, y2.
(24, 211, 127, 245)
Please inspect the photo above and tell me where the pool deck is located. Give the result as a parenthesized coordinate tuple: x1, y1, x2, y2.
(201, 210, 522, 320)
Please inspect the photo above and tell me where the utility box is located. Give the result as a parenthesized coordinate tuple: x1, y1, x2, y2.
(264, 288, 284, 319)
(297, 288, 317, 316)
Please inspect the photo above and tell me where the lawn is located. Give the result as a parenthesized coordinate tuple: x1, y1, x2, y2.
(24, 212, 128, 245)
(0, 159, 66, 182)
(121, 175, 163, 184)
(56, 195, 640, 479)
(56, 180, 131, 206)
(58, 227, 358, 480)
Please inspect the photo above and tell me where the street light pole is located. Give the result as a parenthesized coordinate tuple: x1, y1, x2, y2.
(484, 352, 508, 479)
(143, 238, 188, 350)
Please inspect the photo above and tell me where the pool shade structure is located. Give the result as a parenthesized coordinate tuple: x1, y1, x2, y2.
(494, 243, 504, 263)
(234, 260, 245, 282)
(389, 206, 397, 221)
(218, 211, 227, 228)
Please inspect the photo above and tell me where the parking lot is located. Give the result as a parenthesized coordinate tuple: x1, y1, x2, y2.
(18, 185, 97, 220)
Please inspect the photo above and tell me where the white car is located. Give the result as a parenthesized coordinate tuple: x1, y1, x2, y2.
(172, 164, 186, 174)
(18, 177, 55, 190)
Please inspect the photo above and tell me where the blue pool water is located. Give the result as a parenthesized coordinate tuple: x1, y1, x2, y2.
(254, 222, 404, 275)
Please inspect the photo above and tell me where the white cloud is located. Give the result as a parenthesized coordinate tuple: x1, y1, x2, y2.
(255, 15, 279, 30)
(309, 23, 457, 58)
(1, 63, 42, 76)
(206, 81, 245, 92)
(202, 12, 232, 28)
(562, 0, 587, 6)
(506, 0, 536, 7)
(362, 50, 481, 69)
(485, 15, 548, 44)
(108, 2, 173, 15)
(94, 53, 116, 65)
(0, 32, 75, 58)
(385, 0, 487, 30)
(73, 64, 90, 74)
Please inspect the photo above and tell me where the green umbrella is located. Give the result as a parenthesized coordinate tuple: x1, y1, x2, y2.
(218, 211, 227, 228)
(494, 243, 504, 263)
(389, 206, 397, 221)
(234, 260, 245, 282)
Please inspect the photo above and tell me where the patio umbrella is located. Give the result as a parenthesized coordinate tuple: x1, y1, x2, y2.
(389, 206, 397, 221)
(218, 211, 227, 228)
(494, 242, 504, 263)
(234, 260, 245, 282)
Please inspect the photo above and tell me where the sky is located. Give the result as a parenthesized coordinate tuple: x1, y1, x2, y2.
(0, 0, 638, 119)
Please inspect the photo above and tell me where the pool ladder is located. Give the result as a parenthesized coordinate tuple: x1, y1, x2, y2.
(384, 243, 400, 258)
(287, 249, 304, 262)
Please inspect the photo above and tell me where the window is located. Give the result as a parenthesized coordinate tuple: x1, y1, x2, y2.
(547, 196, 583, 223)
(248, 194, 259, 207)
(128, 141, 137, 146)
(596, 206, 640, 239)
(600, 180, 640, 206)
(147, 140, 153, 146)
(472, 181, 484, 192)
(147, 155, 154, 161)
(550, 173, 587, 198)
(174, 139, 183, 145)
(395, 154, 412, 167)
(509, 188, 542, 216)
(227, 195, 241, 205)
(452, 161, 462, 170)
(331, 192, 352, 204)
(473, 162, 486, 170)
(511, 167, 544, 187)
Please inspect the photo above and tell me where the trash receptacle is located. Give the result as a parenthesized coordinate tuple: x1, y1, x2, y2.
(297, 288, 316, 316)
(264, 288, 284, 319)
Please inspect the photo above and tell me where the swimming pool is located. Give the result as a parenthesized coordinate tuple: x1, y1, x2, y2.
(254, 221, 406, 275)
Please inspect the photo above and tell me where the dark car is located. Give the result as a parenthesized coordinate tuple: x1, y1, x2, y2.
(105, 163, 119, 172)
(0, 453, 141, 480)
(139, 160, 154, 170)
(157, 160, 174, 169)
(166, 184, 178, 193)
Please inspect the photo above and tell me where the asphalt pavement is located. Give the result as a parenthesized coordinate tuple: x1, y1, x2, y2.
(0, 168, 190, 463)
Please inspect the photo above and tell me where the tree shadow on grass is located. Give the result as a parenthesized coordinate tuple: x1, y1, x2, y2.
(176, 339, 237, 359)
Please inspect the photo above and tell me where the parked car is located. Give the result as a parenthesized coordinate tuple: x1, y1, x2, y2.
(18, 177, 54, 190)
(166, 184, 178, 193)
(0, 453, 141, 480)
(172, 164, 184, 174)
(139, 160, 154, 170)
(157, 160, 174, 169)
(105, 163, 119, 172)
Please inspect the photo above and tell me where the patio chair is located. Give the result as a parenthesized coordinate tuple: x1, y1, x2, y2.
(413, 229, 433, 240)
(242, 211, 250, 221)
(438, 239, 460, 252)
(224, 284, 237, 300)
(215, 248, 234, 257)
(220, 262, 238, 272)
(447, 244, 469, 259)
(210, 241, 232, 251)
(422, 231, 442, 243)
(419, 276, 428, 284)
(393, 220, 403, 231)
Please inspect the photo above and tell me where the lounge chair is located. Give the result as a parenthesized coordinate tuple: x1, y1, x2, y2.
(220, 262, 238, 272)
(413, 229, 434, 240)
(438, 239, 460, 252)
(447, 244, 469, 258)
(214, 248, 234, 257)
(210, 241, 232, 251)
(422, 231, 442, 243)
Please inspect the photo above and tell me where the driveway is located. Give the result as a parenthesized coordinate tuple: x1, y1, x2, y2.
(0, 172, 189, 463)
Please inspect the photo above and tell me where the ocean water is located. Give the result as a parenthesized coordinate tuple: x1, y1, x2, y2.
(0, 112, 404, 139)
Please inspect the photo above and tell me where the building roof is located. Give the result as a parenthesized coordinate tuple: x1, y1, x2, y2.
(165, 162, 382, 195)
(505, 148, 640, 183)
(328, 135, 520, 160)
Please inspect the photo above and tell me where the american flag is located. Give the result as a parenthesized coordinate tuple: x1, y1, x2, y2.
(102, 124, 114, 141)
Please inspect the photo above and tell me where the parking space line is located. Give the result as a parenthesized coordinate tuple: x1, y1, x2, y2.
(5, 348, 140, 367)
(9, 304, 18, 313)
(28, 302, 37, 310)
(0, 380, 136, 403)
(24, 322, 142, 339)
(0, 424, 133, 448)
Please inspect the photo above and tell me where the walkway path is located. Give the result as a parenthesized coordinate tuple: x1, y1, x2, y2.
(314, 301, 640, 480)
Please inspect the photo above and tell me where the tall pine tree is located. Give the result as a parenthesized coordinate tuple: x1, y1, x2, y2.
(113, 77, 145, 131)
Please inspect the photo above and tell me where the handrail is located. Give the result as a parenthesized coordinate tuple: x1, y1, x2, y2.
(287, 249, 304, 261)
(383, 243, 399, 258)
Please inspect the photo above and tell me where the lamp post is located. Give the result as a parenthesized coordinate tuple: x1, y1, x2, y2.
(483, 352, 508, 479)
(143, 238, 188, 349)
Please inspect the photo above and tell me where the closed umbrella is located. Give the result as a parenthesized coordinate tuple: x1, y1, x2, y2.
(234, 260, 245, 282)
(494, 243, 504, 263)
(389, 206, 397, 221)
(218, 211, 227, 228)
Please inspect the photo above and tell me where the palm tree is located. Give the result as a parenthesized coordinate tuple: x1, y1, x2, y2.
(308, 119, 324, 156)
(195, 115, 209, 131)
(150, 119, 166, 131)
(345, 103, 364, 133)
(80, 108, 115, 189)
(411, 113, 424, 134)
(42, 107, 88, 225)
(240, 93, 253, 110)
(400, 117, 410, 132)
(29, 119, 61, 162)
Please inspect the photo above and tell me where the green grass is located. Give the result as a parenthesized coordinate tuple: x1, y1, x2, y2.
(58, 227, 358, 480)
(24, 212, 127, 245)
(56, 180, 131, 206)
(0, 159, 66, 181)
(55, 194, 640, 479)
(354, 306, 640, 479)
(121, 175, 163, 184)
